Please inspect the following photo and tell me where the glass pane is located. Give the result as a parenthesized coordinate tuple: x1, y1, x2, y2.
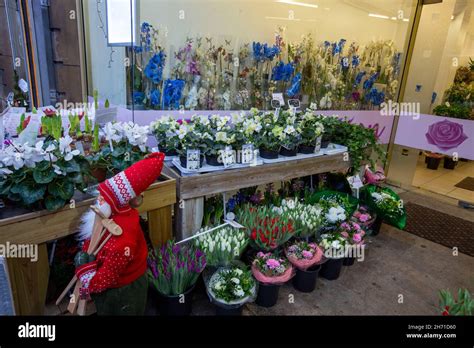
(83, 0, 417, 114)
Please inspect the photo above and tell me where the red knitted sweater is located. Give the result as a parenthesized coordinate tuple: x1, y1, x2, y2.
(82, 209, 148, 294)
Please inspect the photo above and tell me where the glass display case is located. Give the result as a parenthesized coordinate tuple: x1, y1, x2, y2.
(82, 0, 418, 114)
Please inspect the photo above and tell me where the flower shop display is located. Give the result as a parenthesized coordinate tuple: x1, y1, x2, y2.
(194, 225, 248, 267)
(285, 240, 324, 293)
(438, 288, 473, 316)
(275, 198, 323, 239)
(150, 116, 180, 156)
(351, 206, 377, 235)
(363, 184, 406, 231)
(148, 241, 206, 315)
(251, 251, 293, 307)
(0, 136, 90, 211)
(207, 266, 256, 315)
(318, 232, 348, 280)
(238, 205, 295, 251)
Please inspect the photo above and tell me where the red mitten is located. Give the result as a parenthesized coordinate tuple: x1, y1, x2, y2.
(75, 261, 97, 299)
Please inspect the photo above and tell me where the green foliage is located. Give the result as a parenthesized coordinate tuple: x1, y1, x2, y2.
(41, 114, 63, 140)
(433, 103, 471, 120)
(92, 124, 100, 152)
(439, 288, 473, 316)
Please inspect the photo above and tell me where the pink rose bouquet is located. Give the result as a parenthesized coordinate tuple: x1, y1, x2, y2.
(338, 221, 366, 245)
(351, 206, 376, 228)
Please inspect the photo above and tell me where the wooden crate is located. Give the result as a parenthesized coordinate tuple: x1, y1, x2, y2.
(0, 175, 176, 315)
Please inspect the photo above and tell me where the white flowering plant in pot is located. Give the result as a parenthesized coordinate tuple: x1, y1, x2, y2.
(253, 112, 284, 154)
(88, 121, 150, 178)
(0, 136, 90, 211)
(194, 225, 248, 267)
(277, 111, 303, 152)
(319, 231, 349, 259)
(298, 111, 324, 148)
(150, 116, 180, 156)
(207, 266, 256, 306)
(206, 115, 236, 159)
(175, 119, 212, 159)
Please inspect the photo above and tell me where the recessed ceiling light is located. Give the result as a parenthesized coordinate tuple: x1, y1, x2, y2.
(369, 13, 389, 19)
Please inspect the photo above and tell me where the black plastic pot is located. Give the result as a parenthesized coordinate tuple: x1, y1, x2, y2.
(259, 147, 279, 159)
(292, 264, 321, 293)
(255, 282, 280, 307)
(321, 136, 331, 149)
(370, 216, 383, 236)
(206, 154, 222, 166)
(443, 157, 457, 170)
(164, 149, 178, 157)
(157, 286, 194, 316)
(319, 258, 343, 280)
(299, 144, 315, 154)
(179, 155, 204, 169)
(343, 257, 355, 266)
(426, 157, 441, 170)
(280, 147, 298, 157)
(215, 305, 243, 316)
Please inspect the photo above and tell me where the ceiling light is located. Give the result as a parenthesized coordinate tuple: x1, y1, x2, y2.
(276, 0, 318, 9)
(368, 13, 390, 19)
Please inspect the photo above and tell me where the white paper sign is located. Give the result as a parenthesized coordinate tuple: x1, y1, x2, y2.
(18, 114, 40, 146)
(18, 79, 29, 93)
(315, 136, 322, 153)
(186, 149, 201, 171)
(272, 93, 284, 106)
(241, 144, 254, 164)
(222, 146, 236, 168)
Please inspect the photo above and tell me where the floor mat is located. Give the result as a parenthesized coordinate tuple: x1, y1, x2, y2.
(404, 202, 474, 257)
(455, 177, 474, 191)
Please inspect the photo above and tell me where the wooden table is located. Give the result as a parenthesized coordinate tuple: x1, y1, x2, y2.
(0, 176, 176, 315)
(163, 153, 351, 240)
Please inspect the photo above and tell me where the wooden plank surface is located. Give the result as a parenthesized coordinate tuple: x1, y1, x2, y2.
(0, 179, 176, 245)
(6, 244, 49, 315)
(172, 153, 350, 200)
(148, 205, 173, 247)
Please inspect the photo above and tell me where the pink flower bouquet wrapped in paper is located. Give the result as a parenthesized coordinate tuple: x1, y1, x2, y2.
(251, 251, 294, 285)
(285, 241, 324, 271)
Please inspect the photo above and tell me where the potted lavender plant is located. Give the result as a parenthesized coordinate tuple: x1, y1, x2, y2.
(148, 241, 206, 316)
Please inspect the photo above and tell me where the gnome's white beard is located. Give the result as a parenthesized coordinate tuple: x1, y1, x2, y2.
(76, 201, 112, 242)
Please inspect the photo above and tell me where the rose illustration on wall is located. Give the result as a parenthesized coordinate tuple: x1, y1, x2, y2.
(425, 119, 468, 151)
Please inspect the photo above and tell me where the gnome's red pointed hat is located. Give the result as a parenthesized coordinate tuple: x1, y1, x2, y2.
(98, 152, 165, 214)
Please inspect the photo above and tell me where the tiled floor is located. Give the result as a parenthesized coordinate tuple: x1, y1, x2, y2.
(412, 156, 474, 202)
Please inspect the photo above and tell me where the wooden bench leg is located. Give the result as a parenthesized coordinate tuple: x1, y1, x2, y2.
(6, 243, 49, 315)
(148, 205, 173, 247)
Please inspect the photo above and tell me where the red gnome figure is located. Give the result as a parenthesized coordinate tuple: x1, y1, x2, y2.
(74, 152, 164, 315)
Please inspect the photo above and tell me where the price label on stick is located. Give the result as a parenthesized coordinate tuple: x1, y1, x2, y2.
(241, 144, 254, 164)
(186, 149, 201, 171)
(222, 146, 236, 168)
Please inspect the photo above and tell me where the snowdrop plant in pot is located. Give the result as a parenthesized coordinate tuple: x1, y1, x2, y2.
(285, 241, 324, 292)
(251, 251, 293, 307)
(318, 232, 349, 280)
(150, 116, 180, 156)
(147, 241, 206, 316)
(207, 266, 256, 315)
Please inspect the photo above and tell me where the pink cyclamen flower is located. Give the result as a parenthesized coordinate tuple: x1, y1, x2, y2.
(354, 211, 361, 218)
(309, 243, 317, 249)
(257, 252, 265, 258)
(341, 231, 349, 238)
(353, 223, 361, 230)
(302, 250, 313, 259)
(341, 222, 350, 230)
(359, 214, 370, 222)
(266, 259, 281, 269)
(353, 233, 362, 243)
